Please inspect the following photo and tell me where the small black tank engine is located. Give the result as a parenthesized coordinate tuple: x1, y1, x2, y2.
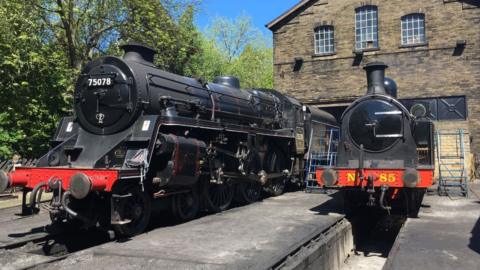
(317, 62, 435, 216)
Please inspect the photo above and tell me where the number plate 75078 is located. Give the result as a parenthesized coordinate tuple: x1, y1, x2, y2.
(88, 77, 113, 88)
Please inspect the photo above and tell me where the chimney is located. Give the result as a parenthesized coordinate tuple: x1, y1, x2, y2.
(213, 76, 241, 89)
(120, 42, 157, 64)
(364, 62, 388, 95)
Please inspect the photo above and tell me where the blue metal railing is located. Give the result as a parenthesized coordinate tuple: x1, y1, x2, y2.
(305, 126, 339, 192)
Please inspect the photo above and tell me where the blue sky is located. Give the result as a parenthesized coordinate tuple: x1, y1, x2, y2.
(195, 0, 300, 36)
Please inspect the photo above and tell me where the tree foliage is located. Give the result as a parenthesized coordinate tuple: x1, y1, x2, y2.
(34, 0, 125, 69)
(208, 14, 261, 62)
(120, 0, 202, 74)
(34, 0, 202, 73)
(0, 0, 202, 159)
(229, 45, 273, 89)
(0, 1, 72, 158)
(194, 15, 273, 89)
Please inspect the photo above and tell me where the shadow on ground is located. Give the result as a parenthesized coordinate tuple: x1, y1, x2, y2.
(469, 216, 480, 254)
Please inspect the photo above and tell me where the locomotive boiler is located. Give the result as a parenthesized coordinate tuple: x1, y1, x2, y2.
(0, 42, 337, 236)
(316, 62, 435, 216)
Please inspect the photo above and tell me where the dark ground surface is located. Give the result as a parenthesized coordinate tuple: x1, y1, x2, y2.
(383, 182, 480, 270)
(0, 206, 50, 246)
(0, 191, 346, 270)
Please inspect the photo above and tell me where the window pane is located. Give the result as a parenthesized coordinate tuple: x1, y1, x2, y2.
(355, 6, 378, 49)
(314, 26, 335, 53)
(401, 14, 425, 45)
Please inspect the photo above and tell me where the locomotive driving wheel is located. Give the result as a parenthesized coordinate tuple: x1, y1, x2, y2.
(203, 179, 234, 212)
(112, 184, 152, 237)
(264, 147, 287, 197)
(172, 187, 200, 221)
(235, 181, 262, 204)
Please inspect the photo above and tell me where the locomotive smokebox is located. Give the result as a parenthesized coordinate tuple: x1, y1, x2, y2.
(120, 42, 157, 64)
(364, 62, 388, 95)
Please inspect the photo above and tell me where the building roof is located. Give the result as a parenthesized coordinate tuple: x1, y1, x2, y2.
(266, 0, 315, 30)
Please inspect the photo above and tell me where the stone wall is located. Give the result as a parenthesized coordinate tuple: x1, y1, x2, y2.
(270, 0, 480, 156)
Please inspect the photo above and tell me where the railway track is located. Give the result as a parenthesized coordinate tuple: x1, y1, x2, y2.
(0, 224, 113, 270)
(0, 203, 113, 270)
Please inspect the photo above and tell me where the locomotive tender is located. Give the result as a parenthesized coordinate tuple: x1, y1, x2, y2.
(0, 42, 337, 236)
(316, 62, 435, 216)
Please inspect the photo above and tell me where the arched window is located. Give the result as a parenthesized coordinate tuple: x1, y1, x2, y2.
(355, 5, 378, 50)
(401, 13, 426, 45)
(314, 25, 335, 54)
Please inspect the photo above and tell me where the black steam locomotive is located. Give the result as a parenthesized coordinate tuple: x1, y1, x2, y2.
(0, 43, 337, 236)
(316, 62, 435, 216)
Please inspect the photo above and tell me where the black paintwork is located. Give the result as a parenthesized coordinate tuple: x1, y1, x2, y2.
(41, 43, 337, 183)
(74, 52, 283, 136)
(337, 62, 434, 169)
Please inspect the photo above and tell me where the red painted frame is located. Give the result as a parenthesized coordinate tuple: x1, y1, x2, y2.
(316, 168, 434, 188)
(8, 167, 120, 192)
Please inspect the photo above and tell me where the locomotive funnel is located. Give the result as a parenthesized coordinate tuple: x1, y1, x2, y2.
(121, 42, 157, 64)
(364, 62, 388, 95)
(213, 76, 241, 89)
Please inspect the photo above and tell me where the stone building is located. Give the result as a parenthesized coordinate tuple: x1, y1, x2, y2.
(267, 0, 480, 177)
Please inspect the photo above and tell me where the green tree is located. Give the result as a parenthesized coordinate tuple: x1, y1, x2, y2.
(0, 0, 203, 159)
(197, 15, 274, 89)
(188, 37, 228, 81)
(34, 0, 126, 69)
(0, 1, 71, 159)
(229, 45, 274, 89)
(207, 14, 262, 62)
(0, 2, 274, 160)
(120, 0, 201, 75)
(34, 0, 201, 74)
